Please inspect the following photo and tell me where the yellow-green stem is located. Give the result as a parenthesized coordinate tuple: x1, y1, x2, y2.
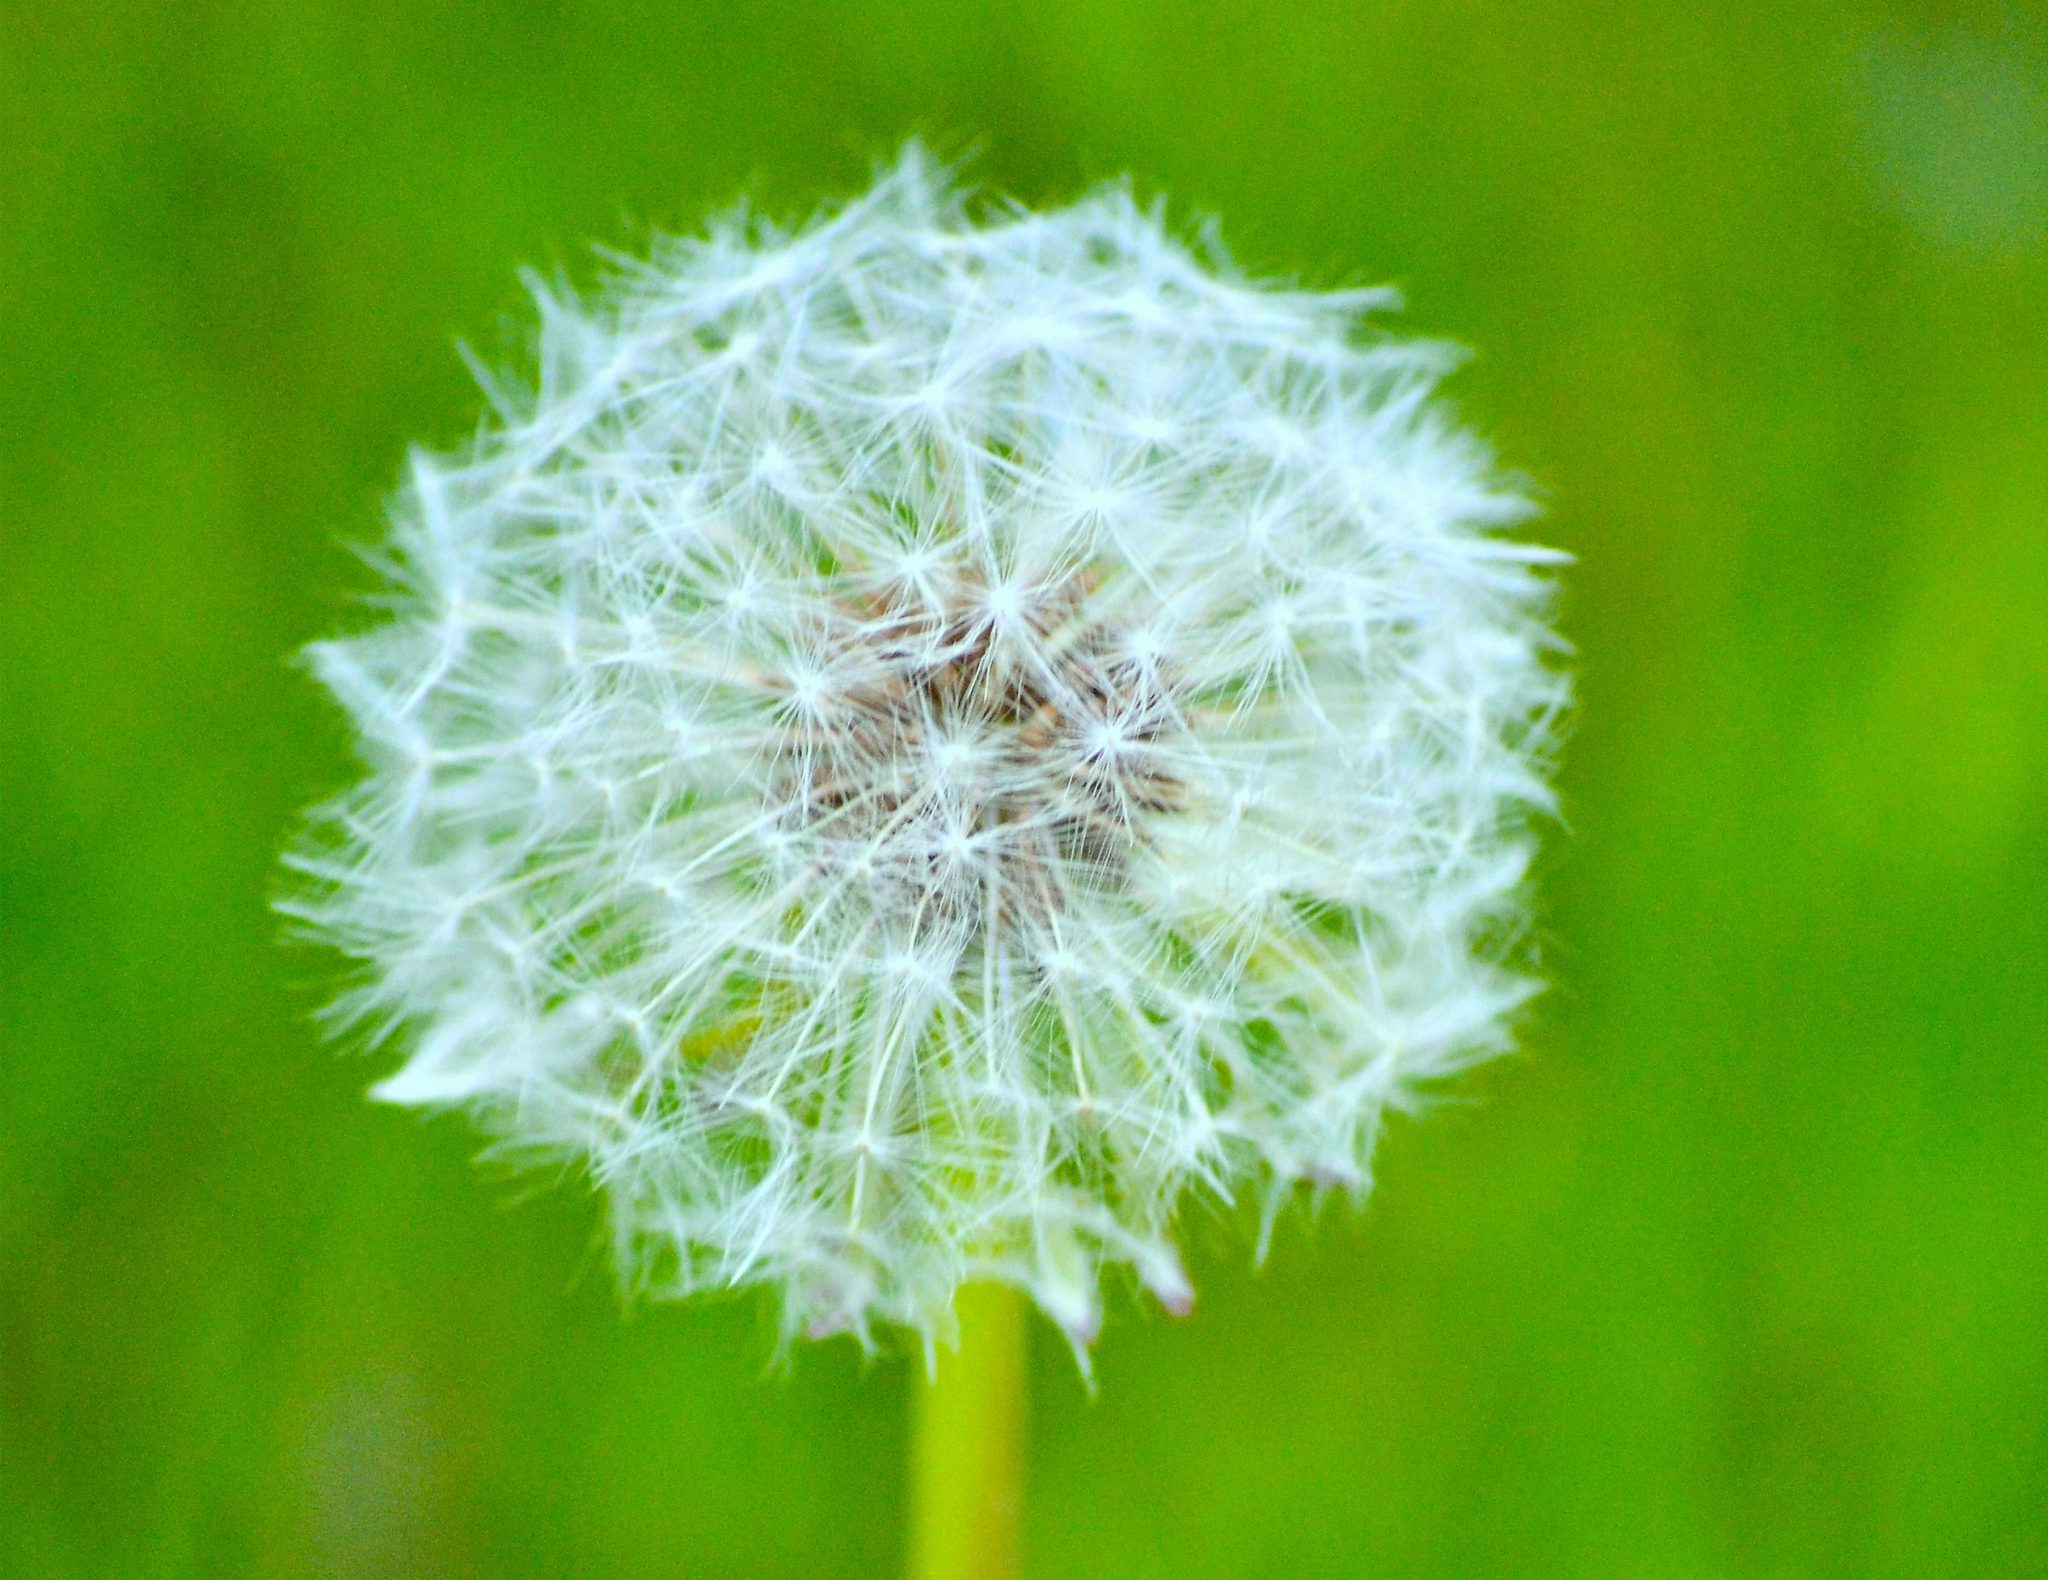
(908, 1283, 1028, 1580)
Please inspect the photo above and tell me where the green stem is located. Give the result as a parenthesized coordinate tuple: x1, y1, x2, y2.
(908, 1282, 1028, 1580)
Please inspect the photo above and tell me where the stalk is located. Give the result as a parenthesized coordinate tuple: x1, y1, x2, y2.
(907, 1282, 1028, 1580)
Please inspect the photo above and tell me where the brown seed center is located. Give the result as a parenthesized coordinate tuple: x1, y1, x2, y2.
(769, 568, 1183, 930)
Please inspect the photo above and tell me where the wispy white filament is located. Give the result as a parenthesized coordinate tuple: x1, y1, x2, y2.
(287, 148, 1567, 1353)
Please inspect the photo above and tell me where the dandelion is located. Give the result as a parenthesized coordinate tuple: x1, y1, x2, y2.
(287, 147, 1565, 1373)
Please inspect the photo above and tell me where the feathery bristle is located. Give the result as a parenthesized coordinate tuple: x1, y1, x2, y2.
(285, 146, 1568, 1354)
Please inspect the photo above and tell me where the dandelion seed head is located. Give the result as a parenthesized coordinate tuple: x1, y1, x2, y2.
(287, 147, 1567, 1354)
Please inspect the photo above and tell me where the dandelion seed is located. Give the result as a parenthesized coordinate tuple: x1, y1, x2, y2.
(285, 147, 1567, 1355)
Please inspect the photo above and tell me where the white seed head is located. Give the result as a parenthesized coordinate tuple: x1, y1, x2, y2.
(286, 148, 1567, 1355)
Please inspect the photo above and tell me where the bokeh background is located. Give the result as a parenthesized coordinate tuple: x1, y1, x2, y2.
(7, 1, 2047, 1575)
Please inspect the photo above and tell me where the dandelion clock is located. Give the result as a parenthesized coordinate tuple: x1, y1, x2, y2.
(285, 147, 1566, 1577)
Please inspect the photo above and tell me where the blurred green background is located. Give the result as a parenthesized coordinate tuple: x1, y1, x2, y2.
(6, 1, 2046, 1575)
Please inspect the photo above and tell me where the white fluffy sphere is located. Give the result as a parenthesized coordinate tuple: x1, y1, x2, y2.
(288, 149, 1566, 1353)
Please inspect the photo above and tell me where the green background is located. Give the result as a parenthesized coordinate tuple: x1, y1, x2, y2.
(7, 1, 2046, 1574)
